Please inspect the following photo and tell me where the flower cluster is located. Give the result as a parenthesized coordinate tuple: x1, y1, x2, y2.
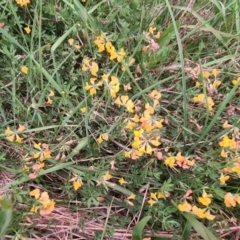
(122, 90, 164, 160)
(192, 93, 214, 111)
(29, 189, 55, 216)
(5, 124, 25, 143)
(178, 190, 215, 220)
(27, 143, 51, 179)
(97, 133, 109, 144)
(148, 191, 168, 206)
(224, 192, 240, 207)
(195, 69, 221, 89)
(94, 33, 126, 63)
(143, 27, 160, 53)
(164, 152, 195, 169)
(218, 133, 240, 178)
(68, 38, 81, 50)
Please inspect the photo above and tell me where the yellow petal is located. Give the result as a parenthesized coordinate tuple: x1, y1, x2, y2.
(73, 180, 82, 191)
(119, 178, 127, 185)
(5, 127, 14, 135)
(48, 90, 55, 97)
(38, 192, 50, 204)
(15, 136, 23, 143)
(68, 38, 74, 46)
(6, 135, 15, 142)
(29, 189, 41, 199)
(17, 124, 26, 132)
(34, 143, 41, 150)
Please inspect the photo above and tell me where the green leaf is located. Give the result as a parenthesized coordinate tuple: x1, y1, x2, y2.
(0, 199, 12, 239)
(132, 216, 151, 240)
(158, 21, 179, 47)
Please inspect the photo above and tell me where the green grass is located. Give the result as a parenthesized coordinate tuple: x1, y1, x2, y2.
(0, 0, 240, 239)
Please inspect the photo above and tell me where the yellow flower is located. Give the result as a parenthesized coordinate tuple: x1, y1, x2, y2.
(97, 133, 109, 144)
(193, 93, 205, 102)
(148, 198, 156, 207)
(33, 143, 51, 161)
(191, 206, 205, 218)
(98, 171, 112, 184)
(195, 81, 201, 87)
(203, 71, 210, 78)
(212, 69, 220, 77)
(114, 95, 134, 113)
(150, 192, 157, 200)
(149, 27, 156, 35)
(144, 103, 154, 115)
(124, 114, 140, 130)
(119, 178, 127, 185)
(204, 210, 216, 220)
(232, 164, 240, 175)
(24, 26, 31, 34)
(164, 156, 176, 168)
(94, 33, 106, 52)
(85, 78, 103, 96)
(198, 190, 212, 206)
(21, 66, 28, 74)
(192, 206, 215, 220)
(193, 94, 214, 111)
(206, 97, 214, 111)
(178, 201, 192, 212)
(232, 77, 240, 85)
(148, 27, 161, 39)
(74, 44, 81, 50)
(30, 205, 39, 213)
(148, 90, 161, 101)
(68, 38, 74, 46)
(212, 80, 221, 88)
(157, 192, 164, 199)
(131, 131, 159, 155)
(124, 150, 142, 160)
(46, 97, 52, 105)
(29, 189, 55, 216)
(219, 173, 229, 185)
(102, 74, 120, 98)
(15, 0, 30, 7)
(220, 148, 228, 158)
(5, 124, 25, 143)
(116, 48, 126, 62)
(29, 188, 41, 199)
(219, 135, 237, 149)
(69, 174, 83, 191)
(82, 59, 99, 76)
(48, 90, 55, 97)
(224, 193, 236, 207)
(73, 180, 82, 191)
(124, 83, 132, 91)
(106, 41, 115, 54)
(80, 107, 86, 113)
